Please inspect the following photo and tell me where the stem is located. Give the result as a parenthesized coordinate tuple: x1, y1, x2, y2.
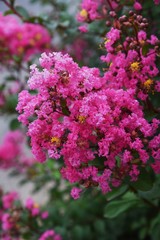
(132, 24, 142, 60)
(107, 0, 113, 11)
(146, 97, 160, 114)
(146, 51, 156, 57)
(2, 0, 24, 20)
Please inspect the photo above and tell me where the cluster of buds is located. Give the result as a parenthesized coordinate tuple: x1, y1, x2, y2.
(101, 10, 160, 100)
(78, 0, 160, 34)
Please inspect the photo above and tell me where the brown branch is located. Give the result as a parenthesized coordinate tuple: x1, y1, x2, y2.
(2, 0, 24, 21)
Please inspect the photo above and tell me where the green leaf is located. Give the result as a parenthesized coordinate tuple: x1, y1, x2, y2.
(0, 84, 5, 91)
(60, 98, 70, 116)
(13, 55, 22, 63)
(4, 10, 14, 16)
(10, 118, 21, 130)
(150, 213, 160, 240)
(142, 44, 150, 56)
(138, 177, 160, 200)
(115, 156, 121, 167)
(5, 95, 18, 112)
(5, 76, 17, 82)
(59, 20, 70, 28)
(72, 225, 84, 240)
(27, 16, 44, 24)
(94, 220, 105, 234)
(106, 185, 128, 201)
(9, 0, 15, 7)
(130, 168, 155, 192)
(104, 198, 138, 219)
(15, 6, 30, 19)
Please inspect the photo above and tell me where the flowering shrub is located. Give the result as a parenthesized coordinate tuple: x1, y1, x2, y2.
(17, 14, 160, 196)
(0, 188, 61, 240)
(17, 51, 160, 196)
(0, 0, 160, 239)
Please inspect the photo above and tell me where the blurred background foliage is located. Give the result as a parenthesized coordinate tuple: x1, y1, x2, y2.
(0, 0, 160, 239)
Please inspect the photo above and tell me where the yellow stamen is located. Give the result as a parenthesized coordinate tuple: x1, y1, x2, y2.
(104, 38, 111, 45)
(139, 40, 145, 46)
(45, 43, 50, 49)
(144, 79, 154, 91)
(17, 46, 24, 54)
(29, 39, 36, 46)
(33, 203, 39, 209)
(17, 32, 23, 40)
(35, 33, 42, 41)
(80, 9, 88, 18)
(51, 137, 61, 146)
(77, 139, 87, 148)
(130, 62, 140, 72)
(78, 115, 86, 123)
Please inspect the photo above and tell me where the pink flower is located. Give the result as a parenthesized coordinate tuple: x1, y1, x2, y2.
(25, 198, 40, 216)
(78, 25, 88, 33)
(17, 50, 160, 197)
(39, 230, 62, 240)
(0, 13, 51, 63)
(41, 211, 49, 219)
(134, 1, 142, 10)
(0, 130, 35, 171)
(2, 192, 18, 209)
(71, 187, 82, 199)
(154, 0, 160, 4)
(2, 213, 13, 230)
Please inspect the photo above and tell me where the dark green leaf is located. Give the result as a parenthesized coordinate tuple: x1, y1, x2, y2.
(13, 55, 22, 63)
(5, 95, 18, 112)
(142, 44, 150, 56)
(10, 118, 21, 130)
(104, 198, 138, 219)
(60, 98, 70, 116)
(6, 75, 17, 82)
(15, 6, 30, 19)
(106, 185, 128, 201)
(115, 156, 121, 167)
(0, 84, 5, 91)
(4, 10, 14, 16)
(9, 0, 15, 7)
(150, 213, 160, 240)
(130, 168, 155, 192)
(59, 20, 70, 28)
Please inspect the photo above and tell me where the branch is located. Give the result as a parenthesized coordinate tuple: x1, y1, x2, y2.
(2, 0, 24, 21)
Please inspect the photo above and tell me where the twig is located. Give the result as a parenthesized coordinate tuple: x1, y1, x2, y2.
(2, 0, 24, 21)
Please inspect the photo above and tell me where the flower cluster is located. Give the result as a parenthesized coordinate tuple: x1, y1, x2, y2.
(0, 130, 36, 171)
(134, 0, 160, 8)
(17, 50, 160, 198)
(25, 197, 49, 218)
(154, 0, 160, 4)
(0, 13, 51, 63)
(39, 230, 62, 240)
(101, 13, 160, 100)
(77, 0, 160, 33)
(0, 188, 61, 240)
(77, 0, 119, 23)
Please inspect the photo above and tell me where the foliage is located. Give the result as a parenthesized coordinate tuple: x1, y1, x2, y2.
(0, 0, 160, 239)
